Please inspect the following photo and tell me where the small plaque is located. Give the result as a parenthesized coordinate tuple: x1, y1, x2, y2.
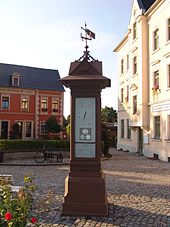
(75, 143, 95, 158)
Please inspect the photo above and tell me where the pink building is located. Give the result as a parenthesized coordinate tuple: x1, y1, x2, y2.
(0, 63, 64, 139)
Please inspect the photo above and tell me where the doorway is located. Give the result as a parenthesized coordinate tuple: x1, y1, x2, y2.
(17, 122, 23, 139)
(138, 128, 143, 155)
(1, 121, 8, 139)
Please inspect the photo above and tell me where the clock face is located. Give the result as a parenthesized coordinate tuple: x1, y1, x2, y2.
(75, 97, 96, 143)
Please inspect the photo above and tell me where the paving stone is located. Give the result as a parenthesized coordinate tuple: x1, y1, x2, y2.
(1, 148, 170, 227)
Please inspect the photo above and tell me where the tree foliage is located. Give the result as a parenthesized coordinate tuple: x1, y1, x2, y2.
(45, 116, 62, 133)
(63, 116, 68, 128)
(101, 106, 117, 123)
(65, 115, 71, 138)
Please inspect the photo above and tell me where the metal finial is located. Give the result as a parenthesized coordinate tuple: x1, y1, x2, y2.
(80, 23, 96, 58)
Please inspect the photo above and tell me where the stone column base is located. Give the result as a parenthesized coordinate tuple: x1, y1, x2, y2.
(62, 174, 108, 216)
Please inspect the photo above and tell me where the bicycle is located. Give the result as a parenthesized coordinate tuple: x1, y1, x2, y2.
(34, 145, 63, 163)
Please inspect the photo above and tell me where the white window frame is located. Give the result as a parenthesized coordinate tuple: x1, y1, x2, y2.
(121, 88, 124, 103)
(0, 120, 10, 138)
(40, 121, 47, 134)
(168, 64, 170, 88)
(41, 97, 48, 112)
(25, 121, 33, 138)
(166, 115, 170, 140)
(121, 58, 124, 74)
(153, 70, 159, 89)
(12, 76, 20, 86)
(153, 28, 159, 51)
(1, 95, 10, 110)
(133, 95, 137, 114)
(127, 54, 129, 70)
(133, 22, 137, 40)
(126, 119, 131, 139)
(167, 18, 170, 42)
(154, 116, 160, 139)
(133, 56, 137, 75)
(125, 85, 129, 103)
(21, 96, 29, 111)
(52, 98, 59, 113)
(120, 119, 124, 138)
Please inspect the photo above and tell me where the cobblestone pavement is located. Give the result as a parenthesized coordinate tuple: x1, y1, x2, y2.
(0, 148, 170, 227)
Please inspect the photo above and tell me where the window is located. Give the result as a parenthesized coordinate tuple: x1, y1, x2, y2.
(133, 95, 137, 114)
(25, 122, 31, 138)
(133, 22, 137, 39)
(41, 98, 48, 112)
(154, 116, 160, 139)
(2, 96, 9, 109)
(168, 18, 170, 41)
(121, 59, 124, 74)
(52, 99, 59, 112)
(127, 119, 131, 139)
(21, 97, 29, 111)
(168, 65, 170, 88)
(127, 54, 129, 70)
(167, 115, 170, 140)
(40, 122, 47, 134)
(121, 88, 124, 103)
(133, 56, 137, 75)
(121, 119, 124, 138)
(12, 76, 20, 86)
(153, 70, 159, 89)
(153, 29, 159, 50)
(126, 85, 129, 102)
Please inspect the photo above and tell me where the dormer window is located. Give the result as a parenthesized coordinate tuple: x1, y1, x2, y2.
(11, 72, 20, 87)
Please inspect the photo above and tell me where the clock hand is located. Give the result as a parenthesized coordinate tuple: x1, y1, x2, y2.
(83, 111, 87, 119)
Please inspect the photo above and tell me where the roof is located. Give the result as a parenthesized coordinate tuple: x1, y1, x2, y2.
(113, 0, 157, 52)
(0, 63, 64, 91)
(137, 0, 156, 11)
(60, 57, 111, 89)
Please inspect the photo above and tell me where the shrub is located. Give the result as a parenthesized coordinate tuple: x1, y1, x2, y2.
(0, 140, 7, 151)
(0, 140, 70, 152)
(0, 173, 38, 227)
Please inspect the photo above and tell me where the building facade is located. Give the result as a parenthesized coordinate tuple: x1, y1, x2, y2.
(114, 0, 170, 161)
(0, 63, 64, 139)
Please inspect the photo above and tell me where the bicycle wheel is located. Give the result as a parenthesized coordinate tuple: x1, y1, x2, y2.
(34, 151, 45, 163)
(57, 153, 63, 163)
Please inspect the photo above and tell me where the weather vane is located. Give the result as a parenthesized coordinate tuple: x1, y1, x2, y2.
(80, 22, 95, 57)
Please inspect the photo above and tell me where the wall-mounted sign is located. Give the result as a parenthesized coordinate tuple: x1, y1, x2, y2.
(152, 103, 170, 112)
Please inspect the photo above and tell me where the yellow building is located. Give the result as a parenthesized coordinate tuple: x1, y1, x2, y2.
(114, 0, 170, 162)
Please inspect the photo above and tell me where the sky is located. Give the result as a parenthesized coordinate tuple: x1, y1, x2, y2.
(0, 0, 133, 117)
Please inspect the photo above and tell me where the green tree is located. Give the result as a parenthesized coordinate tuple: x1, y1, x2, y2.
(101, 106, 117, 123)
(67, 115, 70, 125)
(45, 116, 62, 133)
(65, 115, 71, 138)
(63, 116, 68, 128)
